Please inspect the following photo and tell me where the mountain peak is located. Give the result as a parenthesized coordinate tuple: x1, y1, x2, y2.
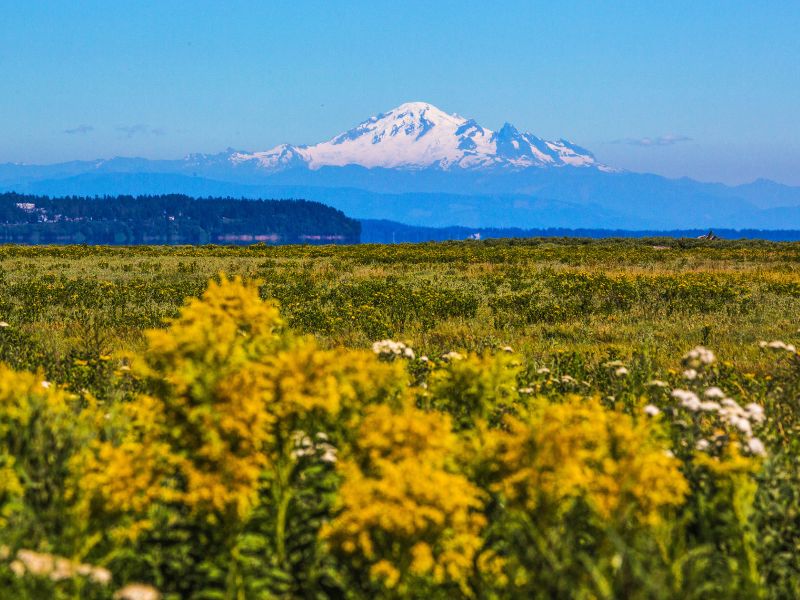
(233, 102, 600, 172)
(392, 100, 441, 112)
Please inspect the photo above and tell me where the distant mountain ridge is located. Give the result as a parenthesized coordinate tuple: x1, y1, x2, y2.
(2, 101, 800, 230)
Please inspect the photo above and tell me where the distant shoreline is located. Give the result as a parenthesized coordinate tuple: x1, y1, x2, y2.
(360, 219, 800, 243)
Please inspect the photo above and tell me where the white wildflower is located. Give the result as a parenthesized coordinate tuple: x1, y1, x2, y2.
(40, 381, 51, 389)
(518, 387, 535, 394)
(11, 550, 112, 585)
(536, 367, 551, 375)
(704, 387, 725, 399)
(372, 339, 414, 359)
(696, 439, 710, 451)
(719, 398, 747, 424)
(501, 345, 514, 353)
(0, 321, 8, 328)
(291, 431, 314, 458)
(764, 340, 797, 353)
(89, 567, 113, 585)
(732, 416, 752, 436)
(746, 437, 766, 457)
(560, 374, 577, 384)
(683, 346, 716, 368)
(318, 443, 337, 464)
(682, 368, 698, 381)
(744, 403, 765, 423)
(672, 389, 701, 411)
(114, 584, 161, 600)
(721, 397, 741, 410)
(647, 379, 669, 388)
(643, 404, 661, 416)
(699, 401, 721, 412)
(442, 351, 464, 361)
(419, 355, 429, 363)
(614, 366, 629, 377)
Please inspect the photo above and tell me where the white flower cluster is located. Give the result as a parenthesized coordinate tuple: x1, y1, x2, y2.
(442, 351, 464, 361)
(682, 346, 716, 369)
(678, 347, 717, 381)
(114, 584, 161, 600)
(6, 548, 112, 585)
(682, 369, 698, 381)
(291, 431, 337, 463)
(0, 321, 9, 328)
(372, 339, 415, 360)
(670, 389, 720, 412)
(604, 360, 629, 377)
(671, 387, 766, 456)
(759, 340, 797, 353)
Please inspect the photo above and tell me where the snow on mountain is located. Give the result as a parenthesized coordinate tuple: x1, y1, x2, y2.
(230, 101, 600, 172)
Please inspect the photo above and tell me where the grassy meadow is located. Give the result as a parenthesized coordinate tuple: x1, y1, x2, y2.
(3, 238, 800, 372)
(1, 238, 800, 598)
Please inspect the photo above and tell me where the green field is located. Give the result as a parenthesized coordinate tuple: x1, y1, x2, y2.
(1, 239, 799, 598)
(3, 239, 800, 372)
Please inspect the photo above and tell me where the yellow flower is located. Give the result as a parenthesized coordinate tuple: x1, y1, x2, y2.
(488, 395, 687, 526)
(322, 402, 485, 593)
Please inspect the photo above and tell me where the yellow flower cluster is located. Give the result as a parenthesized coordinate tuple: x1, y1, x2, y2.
(322, 403, 485, 592)
(79, 277, 282, 521)
(0, 365, 75, 526)
(489, 396, 688, 526)
(143, 274, 284, 390)
(78, 275, 405, 531)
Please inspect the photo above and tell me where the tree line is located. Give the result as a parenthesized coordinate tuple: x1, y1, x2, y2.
(0, 193, 360, 245)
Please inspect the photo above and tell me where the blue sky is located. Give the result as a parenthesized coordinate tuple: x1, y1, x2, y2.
(1, 1, 799, 184)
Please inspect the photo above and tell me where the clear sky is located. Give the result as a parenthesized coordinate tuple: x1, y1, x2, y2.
(2, 1, 799, 185)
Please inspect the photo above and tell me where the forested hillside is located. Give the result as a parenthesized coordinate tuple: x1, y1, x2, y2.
(0, 193, 360, 245)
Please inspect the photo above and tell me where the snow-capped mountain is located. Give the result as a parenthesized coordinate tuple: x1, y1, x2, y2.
(229, 102, 601, 171)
